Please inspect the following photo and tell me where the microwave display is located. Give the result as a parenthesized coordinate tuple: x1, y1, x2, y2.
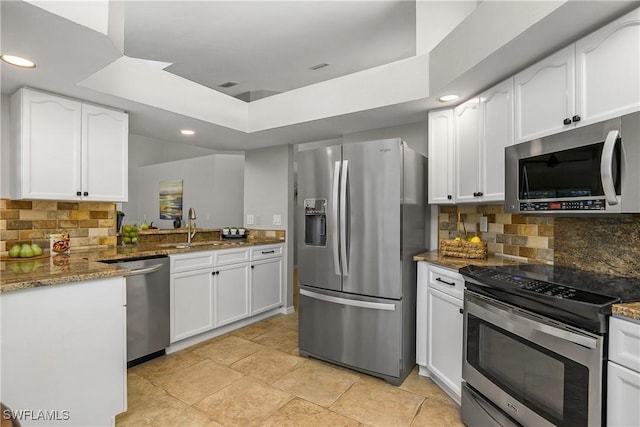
(518, 141, 621, 200)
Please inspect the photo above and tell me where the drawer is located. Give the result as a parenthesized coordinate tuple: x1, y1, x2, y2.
(214, 247, 250, 266)
(250, 244, 283, 261)
(170, 251, 215, 273)
(428, 264, 464, 300)
(609, 316, 640, 372)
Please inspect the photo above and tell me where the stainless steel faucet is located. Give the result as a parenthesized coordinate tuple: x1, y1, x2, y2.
(187, 207, 197, 245)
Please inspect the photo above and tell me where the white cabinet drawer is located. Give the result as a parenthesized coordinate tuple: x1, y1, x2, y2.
(250, 244, 283, 261)
(610, 316, 640, 372)
(170, 251, 215, 273)
(427, 265, 464, 300)
(214, 247, 250, 266)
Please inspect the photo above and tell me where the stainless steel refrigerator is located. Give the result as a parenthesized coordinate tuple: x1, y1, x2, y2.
(296, 138, 426, 385)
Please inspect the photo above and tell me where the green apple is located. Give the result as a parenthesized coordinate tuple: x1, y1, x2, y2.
(8, 244, 21, 258)
(31, 243, 43, 256)
(19, 243, 34, 258)
(123, 224, 132, 233)
(141, 222, 149, 230)
(123, 236, 131, 244)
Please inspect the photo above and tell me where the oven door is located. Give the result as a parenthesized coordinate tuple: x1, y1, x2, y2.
(462, 291, 604, 427)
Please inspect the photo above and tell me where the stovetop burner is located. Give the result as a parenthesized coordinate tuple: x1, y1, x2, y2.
(459, 264, 640, 334)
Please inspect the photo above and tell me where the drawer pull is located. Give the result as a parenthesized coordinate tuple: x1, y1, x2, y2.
(261, 250, 275, 254)
(435, 277, 456, 286)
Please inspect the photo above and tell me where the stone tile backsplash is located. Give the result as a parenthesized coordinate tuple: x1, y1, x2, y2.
(439, 204, 554, 264)
(0, 199, 117, 253)
(439, 204, 640, 278)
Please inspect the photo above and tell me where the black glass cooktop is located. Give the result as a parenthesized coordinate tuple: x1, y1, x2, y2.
(459, 264, 640, 333)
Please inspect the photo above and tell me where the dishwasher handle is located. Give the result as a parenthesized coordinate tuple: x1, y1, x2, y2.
(127, 263, 165, 276)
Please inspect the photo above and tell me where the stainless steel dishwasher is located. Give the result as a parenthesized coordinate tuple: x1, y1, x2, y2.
(105, 256, 170, 366)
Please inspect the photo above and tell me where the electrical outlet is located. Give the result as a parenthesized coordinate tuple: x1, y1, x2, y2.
(480, 216, 488, 233)
(273, 214, 282, 226)
(246, 214, 254, 225)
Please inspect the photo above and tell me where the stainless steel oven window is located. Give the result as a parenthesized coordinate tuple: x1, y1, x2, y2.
(468, 313, 588, 425)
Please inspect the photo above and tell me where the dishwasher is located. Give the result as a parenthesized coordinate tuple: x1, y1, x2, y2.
(104, 256, 170, 367)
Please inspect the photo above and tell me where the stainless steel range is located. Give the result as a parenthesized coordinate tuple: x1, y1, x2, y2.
(459, 264, 640, 427)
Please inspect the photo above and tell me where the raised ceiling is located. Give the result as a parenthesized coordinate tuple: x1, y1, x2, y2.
(124, 1, 416, 101)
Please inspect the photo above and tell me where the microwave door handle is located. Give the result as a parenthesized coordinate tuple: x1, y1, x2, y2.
(601, 130, 619, 206)
(332, 161, 341, 276)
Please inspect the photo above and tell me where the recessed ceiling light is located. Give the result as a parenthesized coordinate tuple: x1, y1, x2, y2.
(181, 129, 195, 135)
(0, 54, 36, 69)
(437, 94, 459, 103)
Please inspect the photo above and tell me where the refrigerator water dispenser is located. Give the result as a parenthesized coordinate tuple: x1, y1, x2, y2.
(304, 198, 327, 247)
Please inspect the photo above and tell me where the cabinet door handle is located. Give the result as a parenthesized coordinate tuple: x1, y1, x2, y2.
(476, 191, 483, 197)
(76, 191, 82, 196)
(261, 250, 275, 254)
(83, 191, 88, 196)
(435, 277, 456, 286)
(563, 118, 572, 125)
(572, 115, 581, 123)
(459, 308, 464, 314)
(251, 265, 255, 269)
(473, 192, 477, 197)
(447, 195, 452, 200)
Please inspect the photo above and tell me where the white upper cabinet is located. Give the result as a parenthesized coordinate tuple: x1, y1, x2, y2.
(514, 45, 576, 143)
(82, 104, 129, 201)
(454, 98, 481, 203)
(575, 7, 640, 126)
(479, 78, 514, 202)
(428, 109, 455, 204)
(515, 7, 639, 143)
(10, 88, 83, 201)
(10, 87, 128, 202)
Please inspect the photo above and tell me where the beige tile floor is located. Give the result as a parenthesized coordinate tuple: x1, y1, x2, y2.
(116, 313, 463, 427)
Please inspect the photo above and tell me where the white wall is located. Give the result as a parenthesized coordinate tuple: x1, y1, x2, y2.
(123, 134, 224, 221)
(243, 145, 294, 310)
(131, 153, 244, 229)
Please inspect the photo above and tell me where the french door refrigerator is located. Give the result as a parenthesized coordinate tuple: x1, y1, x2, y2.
(297, 138, 426, 385)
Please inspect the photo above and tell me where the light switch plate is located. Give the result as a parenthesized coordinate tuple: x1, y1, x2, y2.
(479, 216, 488, 233)
(246, 214, 254, 225)
(273, 214, 282, 226)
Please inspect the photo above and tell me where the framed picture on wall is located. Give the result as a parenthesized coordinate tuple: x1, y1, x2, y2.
(159, 180, 183, 219)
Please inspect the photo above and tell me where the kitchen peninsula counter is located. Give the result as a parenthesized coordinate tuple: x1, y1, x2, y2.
(0, 237, 284, 293)
(414, 250, 640, 323)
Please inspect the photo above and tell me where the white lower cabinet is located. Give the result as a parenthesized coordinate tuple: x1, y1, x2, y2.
(607, 316, 640, 427)
(216, 263, 250, 326)
(251, 257, 283, 315)
(416, 261, 464, 405)
(171, 269, 215, 342)
(170, 244, 284, 344)
(1, 277, 127, 426)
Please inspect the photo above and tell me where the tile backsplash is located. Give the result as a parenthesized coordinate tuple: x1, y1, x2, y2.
(0, 199, 117, 253)
(439, 204, 640, 279)
(439, 204, 554, 263)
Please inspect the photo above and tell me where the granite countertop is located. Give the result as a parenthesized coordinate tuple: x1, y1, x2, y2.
(0, 238, 284, 294)
(413, 250, 525, 270)
(414, 250, 640, 323)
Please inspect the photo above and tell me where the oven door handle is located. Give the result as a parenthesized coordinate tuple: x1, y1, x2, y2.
(535, 323, 597, 349)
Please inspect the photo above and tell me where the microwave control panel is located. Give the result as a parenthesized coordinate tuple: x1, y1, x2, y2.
(520, 199, 606, 211)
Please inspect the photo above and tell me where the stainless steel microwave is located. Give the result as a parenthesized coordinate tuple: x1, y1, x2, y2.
(505, 112, 640, 214)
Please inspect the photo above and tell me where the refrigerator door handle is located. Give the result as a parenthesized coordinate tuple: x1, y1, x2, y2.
(340, 160, 349, 277)
(332, 161, 341, 276)
(300, 289, 396, 311)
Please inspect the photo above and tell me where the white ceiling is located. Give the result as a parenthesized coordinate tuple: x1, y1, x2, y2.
(124, 1, 416, 101)
(1, 1, 637, 152)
